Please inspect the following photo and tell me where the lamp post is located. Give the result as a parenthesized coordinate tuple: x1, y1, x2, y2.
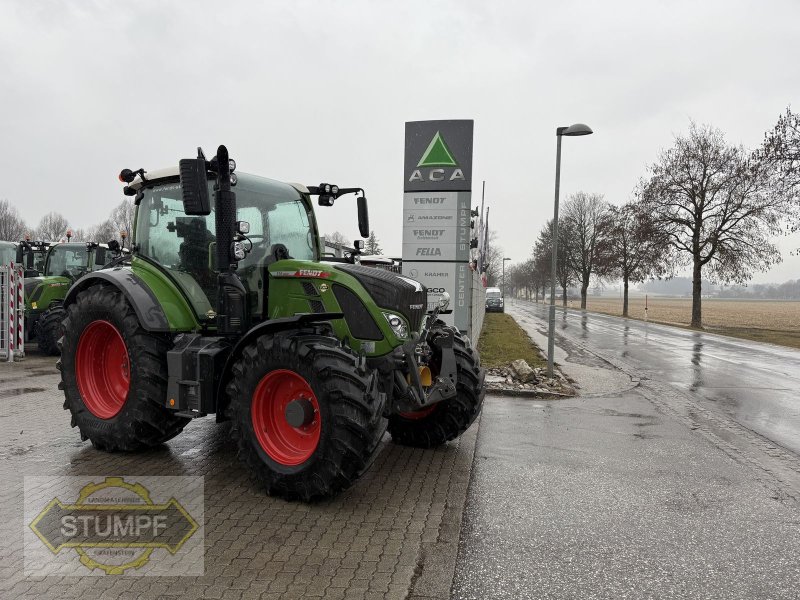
(547, 123, 593, 378)
(502, 257, 511, 299)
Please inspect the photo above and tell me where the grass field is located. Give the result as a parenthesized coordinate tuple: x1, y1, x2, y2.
(477, 313, 547, 369)
(572, 296, 800, 349)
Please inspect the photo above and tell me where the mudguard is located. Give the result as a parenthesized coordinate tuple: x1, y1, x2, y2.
(215, 312, 344, 420)
(63, 268, 170, 332)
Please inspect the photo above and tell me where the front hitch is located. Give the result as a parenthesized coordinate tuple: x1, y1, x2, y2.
(393, 324, 458, 413)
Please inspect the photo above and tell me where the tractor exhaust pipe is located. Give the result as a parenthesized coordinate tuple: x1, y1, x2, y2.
(212, 145, 247, 336)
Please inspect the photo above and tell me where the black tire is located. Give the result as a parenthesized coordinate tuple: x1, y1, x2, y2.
(227, 331, 387, 501)
(58, 284, 189, 451)
(388, 324, 485, 448)
(37, 306, 65, 356)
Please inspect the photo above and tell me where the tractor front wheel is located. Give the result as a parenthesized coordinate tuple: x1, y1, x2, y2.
(388, 324, 485, 448)
(58, 284, 190, 451)
(228, 332, 386, 501)
(37, 306, 66, 356)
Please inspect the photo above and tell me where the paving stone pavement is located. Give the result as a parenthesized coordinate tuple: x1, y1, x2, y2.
(0, 353, 479, 600)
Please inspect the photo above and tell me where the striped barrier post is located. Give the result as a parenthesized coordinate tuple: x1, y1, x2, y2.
(15, 263, 24, 359)
(7, 262, 15, 362)
(0, 266, 7, 360)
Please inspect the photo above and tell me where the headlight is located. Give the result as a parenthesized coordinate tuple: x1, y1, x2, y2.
(231, 241, 246, 261)
(382, 312, 408, 339)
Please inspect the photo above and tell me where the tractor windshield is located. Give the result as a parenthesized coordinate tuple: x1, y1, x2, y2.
(45, 244, 89, 279)
(0, 242, 15, 266)
(135, 173, 319, 319)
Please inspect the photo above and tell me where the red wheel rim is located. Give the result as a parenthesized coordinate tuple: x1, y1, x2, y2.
(251, 369, 321, 466)
(398, 405, 437, 420)
(76, 320, 130, 419)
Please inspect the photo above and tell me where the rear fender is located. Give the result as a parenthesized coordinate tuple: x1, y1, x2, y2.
(63, 269, 171, 332)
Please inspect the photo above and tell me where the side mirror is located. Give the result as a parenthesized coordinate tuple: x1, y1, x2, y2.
(179, 157, 211, 216)
(353, 240, 365, 251)
(107, 240, 120, 253)
(357, 195, 369, 238)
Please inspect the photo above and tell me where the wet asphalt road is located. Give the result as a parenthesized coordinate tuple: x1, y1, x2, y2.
(452, 393, 800, 600)
(514, 301, 800, 455)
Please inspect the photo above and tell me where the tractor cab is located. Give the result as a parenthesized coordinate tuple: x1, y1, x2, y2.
(131, 168, 321, 323)
(43, 242, 121, 282)
(16, 240, 51, 277)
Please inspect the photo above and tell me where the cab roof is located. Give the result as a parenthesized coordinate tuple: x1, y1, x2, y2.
(128, 167, 310, 195)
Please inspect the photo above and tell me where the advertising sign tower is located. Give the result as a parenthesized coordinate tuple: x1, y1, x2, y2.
(402, 120, 474, 332)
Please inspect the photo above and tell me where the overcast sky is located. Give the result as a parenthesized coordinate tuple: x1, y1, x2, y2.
(1, 0, 798, 283)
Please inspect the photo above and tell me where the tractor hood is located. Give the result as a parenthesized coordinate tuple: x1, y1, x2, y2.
(334, 263, 428, 333)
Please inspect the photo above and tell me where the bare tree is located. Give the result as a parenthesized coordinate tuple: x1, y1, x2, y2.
(323, 231, 348, 246)
(603, 202, 670, 317)
(109, 199, 135, 248)
(562, 192, 613, 309)
(509, 258, 544, 301)
(36, 211, 70, 242)
(640, 122, 787, 328)
(0, 200, 27, 241)
(69, 227, 89, 242)
(87, 219, 117, 243)
(482, 229, 503, 287)
(534, 219, 576, 306)
(758, 107, 800, 236)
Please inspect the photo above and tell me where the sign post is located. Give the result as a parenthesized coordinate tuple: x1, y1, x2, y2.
(402, 120, 474, 334)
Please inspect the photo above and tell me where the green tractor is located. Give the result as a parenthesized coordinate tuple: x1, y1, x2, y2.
(16, 239, 51, 275)
(23, 241, 125, 354)
(57, 145, 485, 500)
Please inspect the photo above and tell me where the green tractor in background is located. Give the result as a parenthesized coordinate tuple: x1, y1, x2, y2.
(23, 241, 125, 354)
(58, 145, 485, 501)
(16, 239, 51, 275)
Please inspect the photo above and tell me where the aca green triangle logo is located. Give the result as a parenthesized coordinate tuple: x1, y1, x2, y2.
(417, 131, 458, 167)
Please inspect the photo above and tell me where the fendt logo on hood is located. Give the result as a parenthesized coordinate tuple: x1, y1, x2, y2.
(408, 131, 465, 184)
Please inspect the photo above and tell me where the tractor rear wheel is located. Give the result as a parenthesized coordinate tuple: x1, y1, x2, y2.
(37, 306, 65, 356)
(228, 331, 387, 501)
(388, 324, 485, 448)
(58, 284, 189, 451)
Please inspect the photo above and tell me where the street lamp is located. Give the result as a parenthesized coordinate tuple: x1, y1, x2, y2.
(502, 257, 511, 299)
(547, 123, 593, 378)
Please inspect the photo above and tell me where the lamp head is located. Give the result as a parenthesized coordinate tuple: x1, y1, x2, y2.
(559, 123, 593, 137)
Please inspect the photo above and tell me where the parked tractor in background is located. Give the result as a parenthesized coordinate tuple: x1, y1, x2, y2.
(58, 145, 485, 501)
(24, 241, 125, 354)
(17, 239, 51, 276)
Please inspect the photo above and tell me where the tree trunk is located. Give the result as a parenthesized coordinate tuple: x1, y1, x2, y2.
(691, 259, 702, 328)
(622, 276, 629, 317)
(561, 285, 568, 307)
(580, 280, 589, 309)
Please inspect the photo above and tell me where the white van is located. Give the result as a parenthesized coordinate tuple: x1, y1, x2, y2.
(485, 287, 504, 313)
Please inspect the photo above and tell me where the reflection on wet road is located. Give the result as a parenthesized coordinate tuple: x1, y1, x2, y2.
(514, 300, 800, 455)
